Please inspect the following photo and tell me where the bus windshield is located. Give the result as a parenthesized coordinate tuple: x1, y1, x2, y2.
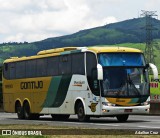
(98, 53, 145, 67)
(98, 53, 149, 98)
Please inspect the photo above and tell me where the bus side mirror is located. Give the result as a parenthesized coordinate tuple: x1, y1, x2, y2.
(97, 64, 103, 80)
(149, 63, 158, 80)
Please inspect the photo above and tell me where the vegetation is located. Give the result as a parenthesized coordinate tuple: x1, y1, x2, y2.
(0, 17, 159, 136)
(0, 67, 2, 104)
(0, 17, 160, 69)
(0, 124, 159, 137)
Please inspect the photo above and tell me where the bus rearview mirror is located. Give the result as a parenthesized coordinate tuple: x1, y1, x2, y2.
(97, 64, 103, 80)
(149, 63, 159, 80)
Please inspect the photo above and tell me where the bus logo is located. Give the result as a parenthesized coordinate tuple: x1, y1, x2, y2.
(20, 81, 43, 89)
(73, 81, 85, 87)
(88, 103, 98, 112)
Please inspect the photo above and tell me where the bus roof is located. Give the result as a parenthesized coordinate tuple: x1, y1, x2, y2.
(4, 46, 142, 63)
(88, 46, 142, 53)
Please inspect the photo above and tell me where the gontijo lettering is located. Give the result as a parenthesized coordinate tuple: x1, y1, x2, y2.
(20, 81, 43, 89)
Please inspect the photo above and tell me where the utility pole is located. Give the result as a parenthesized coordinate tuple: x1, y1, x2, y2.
(141, 10, 157, 64)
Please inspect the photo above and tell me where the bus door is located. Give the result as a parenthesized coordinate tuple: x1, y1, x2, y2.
(86, 52, 101, 115)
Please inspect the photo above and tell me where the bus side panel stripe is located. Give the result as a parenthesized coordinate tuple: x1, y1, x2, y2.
(129, 98, 139, 103)
(42, 76, 62, 107)
(52, 75, 72, 107)
(42, 75, 72, 108)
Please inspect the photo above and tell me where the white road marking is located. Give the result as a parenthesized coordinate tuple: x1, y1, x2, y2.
(62, 122, 119, 127)
(91, 123, 120, 127)
(138, 126, 160, 129)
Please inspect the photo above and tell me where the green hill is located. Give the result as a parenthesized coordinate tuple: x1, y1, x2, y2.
(0, 17, 160, 70)
(33, 17, 160, 47)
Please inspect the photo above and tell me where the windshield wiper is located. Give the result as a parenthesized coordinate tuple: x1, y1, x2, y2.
(127, 74, 141, 96)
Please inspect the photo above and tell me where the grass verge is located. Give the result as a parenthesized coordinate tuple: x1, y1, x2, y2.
(0, 125, 159, 138)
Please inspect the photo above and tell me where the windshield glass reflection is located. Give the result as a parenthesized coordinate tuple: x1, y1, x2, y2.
(101, 68, 149, 97)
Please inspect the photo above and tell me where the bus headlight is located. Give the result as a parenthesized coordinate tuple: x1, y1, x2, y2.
(102, 102, 115, 106)
(141, 101, 150, 106)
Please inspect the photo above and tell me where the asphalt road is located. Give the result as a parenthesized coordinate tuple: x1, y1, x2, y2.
(0, 112, 160, 129)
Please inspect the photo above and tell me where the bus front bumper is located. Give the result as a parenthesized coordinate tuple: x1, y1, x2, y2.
(101, 104, 150, 115)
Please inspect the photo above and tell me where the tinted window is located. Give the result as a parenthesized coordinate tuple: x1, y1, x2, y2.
(3, 63, 9, 79)
(86, 52, 97, 77)
(16, 61, 25, 79)
(86, 52, 99, 96)
(4, 53, 85, 79)
(72, 53, 85, 75)
(36, 58, 47, 77)
(47, 56, 59, 76)
(26, 60, 36, 78)
(9, 63, 16, 79)
(59, 55, 71, 75)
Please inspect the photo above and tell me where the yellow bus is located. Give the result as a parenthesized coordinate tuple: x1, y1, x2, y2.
(2, 46, 158, 122)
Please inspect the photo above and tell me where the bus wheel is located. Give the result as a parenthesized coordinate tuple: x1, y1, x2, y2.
(51, 114, 70, 121)
(116, 114, 129, 122)
(15, 102, 24, 119)
(23, 102, 40, 120)
(77, 102, 90, 122)
(23, 102, 32, 120)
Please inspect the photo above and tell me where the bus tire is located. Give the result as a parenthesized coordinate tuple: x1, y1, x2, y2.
(77, 102, 90, 122)
(23, 101, 33, 120)
(23, 102, 40, 120)
(116, 114, 129, 122)
(15, 102, 24, 119)
(51, 114, 70, 121)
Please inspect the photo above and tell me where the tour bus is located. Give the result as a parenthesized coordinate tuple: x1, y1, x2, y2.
(2, 46, 158, 122)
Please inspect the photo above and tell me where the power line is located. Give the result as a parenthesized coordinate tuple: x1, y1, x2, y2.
(140, 10, 158, 64)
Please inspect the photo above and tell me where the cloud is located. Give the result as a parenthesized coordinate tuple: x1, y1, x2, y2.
(144, 0, 160, 9)
(0, 0, 118, 43)
(0, 0, 159, 43)
(4, 32, 55, 43)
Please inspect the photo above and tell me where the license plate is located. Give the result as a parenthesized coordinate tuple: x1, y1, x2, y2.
(124, 109, 132, 112)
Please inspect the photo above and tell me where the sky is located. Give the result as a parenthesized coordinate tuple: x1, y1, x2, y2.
(0, 0, 160, 43)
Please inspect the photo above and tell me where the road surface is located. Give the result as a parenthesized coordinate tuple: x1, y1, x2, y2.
(0, 112, 160, 129)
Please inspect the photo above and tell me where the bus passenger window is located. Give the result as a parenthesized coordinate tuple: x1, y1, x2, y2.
(72, 53, 85, 75)
(3, 63, 9, 79)
(9, 63, 16, 79)
(26, 60, 36, 78)
(36, 58, 47, 77)
(16, 61, 26, 79)
(47, 57, 59, 76)
(59, 55, 71, 75)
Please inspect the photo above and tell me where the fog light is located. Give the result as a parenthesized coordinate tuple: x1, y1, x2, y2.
(145, 108, 150, 112)
(102, 109, 110, 112)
